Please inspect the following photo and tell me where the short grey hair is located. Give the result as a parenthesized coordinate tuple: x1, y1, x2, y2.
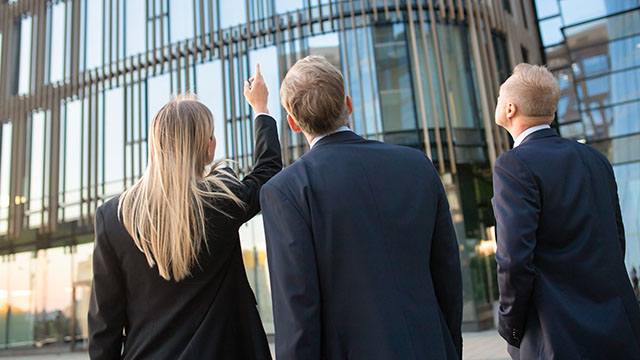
(500, 63, 560, 118)
(280, 55, 349, 136)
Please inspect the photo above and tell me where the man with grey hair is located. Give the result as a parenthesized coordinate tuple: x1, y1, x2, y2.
(492, 63, 640, 359)
(260, 55, 462, 359)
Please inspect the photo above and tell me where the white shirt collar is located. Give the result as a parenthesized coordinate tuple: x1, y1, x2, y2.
(310, 126, 353, 149)
(513, 125, 551, 148)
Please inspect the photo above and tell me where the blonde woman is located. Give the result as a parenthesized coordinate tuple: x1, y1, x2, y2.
(88, 65, 281, 359)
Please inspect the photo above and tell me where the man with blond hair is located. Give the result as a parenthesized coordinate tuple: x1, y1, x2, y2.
(260, 55, 462, 359)
(493, 63, 640, 359)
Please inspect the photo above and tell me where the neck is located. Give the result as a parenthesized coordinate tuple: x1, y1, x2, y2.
(303, 123, 350, 147)
(506, 117, 551, 140)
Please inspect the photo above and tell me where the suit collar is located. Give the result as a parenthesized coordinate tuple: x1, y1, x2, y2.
(519, 128, 559, 146)
(312, 130, 365, 149)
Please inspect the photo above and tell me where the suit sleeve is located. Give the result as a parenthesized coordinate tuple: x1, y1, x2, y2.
(613, 183, 626, 257)
(592, 149, 626, 259)
(88, 206, 125, 359)
(607, 161, 626, 257)
(492, 151, 540, 348)
(218, 114, 283, 225)
(430, 172, 463, 359)
(260, 183, 321, 360)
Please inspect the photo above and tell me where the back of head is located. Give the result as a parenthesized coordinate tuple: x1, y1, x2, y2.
(118, 94, 243, 281)
(500, 63, 560, 122)
(280, 55, 349, 136)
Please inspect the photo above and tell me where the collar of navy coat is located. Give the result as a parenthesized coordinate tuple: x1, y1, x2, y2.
(517, 127, 559, 147)
(312, 130, 365, 149)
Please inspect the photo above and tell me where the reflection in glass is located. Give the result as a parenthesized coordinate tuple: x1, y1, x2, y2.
(564, 9, 640, 48)
(239, 214, 273, 334)
(7, 252, 34, 347)
(72, 243, 94, 349)
(559, 0, 639, 27)
(539, 16, 564, 47)
(439, 24, 481, 129)
(590, 133, 640, 166)
(0, 260, 6, 347)
(34, 248, 72, 346)
(373, 24, 418, 143)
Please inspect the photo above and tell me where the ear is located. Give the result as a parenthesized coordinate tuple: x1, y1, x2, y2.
(346, 95, 353, 116)
(287, 113, 302, 133)
(506, 102, 517, 119)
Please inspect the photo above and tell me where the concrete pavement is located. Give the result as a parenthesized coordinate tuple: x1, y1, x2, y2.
(0, 329, 510, 359)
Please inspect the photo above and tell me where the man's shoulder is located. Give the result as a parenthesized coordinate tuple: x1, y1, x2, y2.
(262, 158, 307, 195)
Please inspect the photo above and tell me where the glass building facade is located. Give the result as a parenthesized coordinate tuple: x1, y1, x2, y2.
(0, 0, 541, 350)
(535, 0, 640, 272)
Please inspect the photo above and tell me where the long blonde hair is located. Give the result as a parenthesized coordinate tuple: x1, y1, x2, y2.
(118, 94, 244, 281)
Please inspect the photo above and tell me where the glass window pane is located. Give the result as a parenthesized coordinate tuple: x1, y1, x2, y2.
(61, 100, 83, 221)
(577, 67, 640, 107)
(239, 215, 273, 333)
(7, 252, 35, 348)
(18, 15, 33, 95)
(104, 87, 125, 196)
(195, 61, 227, 160)
(249, 46, 282, 134)
(85, 0, 103, 70)
(49, 2, 66, 83)
(147, 72, 172, 118)
(73, 243, 94, 346)
(125, 0, 146, 56)
(583, 101, 640, 138)
(535, 0, 560, 19)
(169, 0, 194, 43)
(220, 0, 246, 29)
(609, 35, 640, 72)
(558, 121, 585, 139)
(276, 0, 305, 13)
(439, 24, 481, 129)
(0, 122, 12, 234)
(560, 0, 639, 26)
(0, 259, 7, 347)
(28, 112, 47, 229)
(373, 24, 417, 143)
(591, 133, 640, 166)
(539, 16, 564, 47)
(580, 54, 608, 78)
(33, 248, 72, 345)
(565, 9, 640, 48)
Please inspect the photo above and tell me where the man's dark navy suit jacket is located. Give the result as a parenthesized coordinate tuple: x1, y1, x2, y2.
(493, 128, 640, 359)
(260, 130, 463, 360)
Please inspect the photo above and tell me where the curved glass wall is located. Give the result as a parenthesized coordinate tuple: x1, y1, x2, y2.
(0, 0, 539, 349)
(538, 2, 640, 272)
